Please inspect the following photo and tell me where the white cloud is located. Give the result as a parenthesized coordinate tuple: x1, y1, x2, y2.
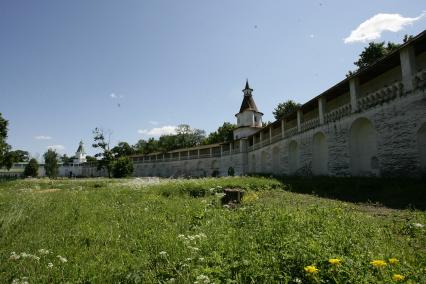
(149, 120, 159, 125)
(138, 125, 177, 137)
(35, 135, 52, 140)
(47, 145, 65, 152)
(309, 34, 315, 39)
(110, 93, 124, 99)
(344, 12, 425, 43)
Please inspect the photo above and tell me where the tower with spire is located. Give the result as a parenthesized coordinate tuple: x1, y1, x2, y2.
(233, 80, 263, 140)
(73, 140, 87, 164)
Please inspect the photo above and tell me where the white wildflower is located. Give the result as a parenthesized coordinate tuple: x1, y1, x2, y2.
(57, 255, 68, 263)
(215, 193, 225, 198)
(194, 274, 210, 284)
(199, 257, 205, 261)
(413, 223, 424, 228)
(293, 277, 302, 284)
(10, 252, 20, 260)
(159, 251, 168, 257)
(38, 248, 50, 255)
(47, 262, 54, 268)
(189, 246, 200, 252)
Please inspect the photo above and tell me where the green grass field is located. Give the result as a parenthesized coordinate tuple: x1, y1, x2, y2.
(0, 177, 425, 283)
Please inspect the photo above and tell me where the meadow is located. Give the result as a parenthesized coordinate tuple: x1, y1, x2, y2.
(0, 177, 425, 283)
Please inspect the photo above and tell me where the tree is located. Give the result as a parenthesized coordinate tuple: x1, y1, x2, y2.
(403, 34, 414, 43)
(1, 150, 30, 171)
(204, 122, 236, 144)
(86, 155, 98, 163)
(24, 158, 39, 177)
(175, 124, 205, 149)
(92, 128, 114, 178)
(60, 154, 74, 166)
(273, 100, 301, 120)
(43, 149, 59, 178)
(0, 113, 11, 168)
(112, 156, 134, 178)
(3, 152, 15, 171)
(112, 142, 135, 158)
(353, 41, 400, 71)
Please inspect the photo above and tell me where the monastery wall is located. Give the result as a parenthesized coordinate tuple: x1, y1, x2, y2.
(79, 33, 426, 178)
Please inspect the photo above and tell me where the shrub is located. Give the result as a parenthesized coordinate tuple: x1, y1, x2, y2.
(228, 167, 235, 176)
(23, 158, 39, 177)
(112, 157, 134, 178)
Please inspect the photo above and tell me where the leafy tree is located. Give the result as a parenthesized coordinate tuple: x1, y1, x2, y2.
(403, 34, 414, 43)
(175, 124, 205, 149)
(60, 154, 74, 165)
(133, 124, 206, 154)
(112, 142, 135, 158)
(204, 122, 236, 144)
(12, 150, 29, 162)
(273, 100, 301, 120)
(3, 152, 15, 171)
(43, 149, 59, 179)
(112, 156, 134, 178)
(134, 138, 159, 155)
(1, 150, 30, 171)
(86, 155, 98, 163)
(0, 113, 11, 168)
(353, 41, 400, 70)
(24, 158, 39, 177)
(92, 128, 114, 178)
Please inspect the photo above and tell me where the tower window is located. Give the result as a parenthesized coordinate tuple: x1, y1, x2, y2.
(254, 117, 257, 122)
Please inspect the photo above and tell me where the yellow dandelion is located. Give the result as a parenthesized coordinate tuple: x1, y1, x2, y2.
(370, 259, 387, 268)
(392, 274, 405, 281)
(304, 265, 319, 274)
(388, 258, 399, 265)
(328, 258, 343, 266)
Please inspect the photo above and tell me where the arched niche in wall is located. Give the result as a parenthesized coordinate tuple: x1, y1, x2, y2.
(260, 150, 268, 173)
(211, 160, 219, 176)
(183, 162, 189, 176)
(271, 146, 280, 174)
(350, 117, 378, 176)
(312, 132, 328, 175)
(196, 160, 204, 177)
(250, 153, 256, 173)
(288, 140, 300, 174)
(417, 122, 426, 172)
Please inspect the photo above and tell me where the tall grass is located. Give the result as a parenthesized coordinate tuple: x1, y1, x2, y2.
(0, 177, 425, 283)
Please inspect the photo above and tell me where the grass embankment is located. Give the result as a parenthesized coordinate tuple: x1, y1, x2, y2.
(0, 177, 425, 283)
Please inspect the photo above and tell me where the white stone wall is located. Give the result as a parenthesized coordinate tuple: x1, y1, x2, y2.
(76, 43, 426, 178)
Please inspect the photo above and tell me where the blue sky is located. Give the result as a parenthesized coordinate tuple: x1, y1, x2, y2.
(1, 1, 425, 159)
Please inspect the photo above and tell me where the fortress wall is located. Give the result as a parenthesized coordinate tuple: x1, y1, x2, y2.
(78, 38, 426, 178)
(245, 86, 426, 177)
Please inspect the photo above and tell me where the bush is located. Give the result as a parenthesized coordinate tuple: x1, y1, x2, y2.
(24, 158, 39, 177)
(112, 157, 134, 178)
(228, 167, 235, 176)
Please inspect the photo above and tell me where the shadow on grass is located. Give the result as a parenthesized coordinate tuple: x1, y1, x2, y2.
(257, 175, 426, 210)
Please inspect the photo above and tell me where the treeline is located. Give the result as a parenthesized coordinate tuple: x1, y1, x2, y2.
(110, 122, 236, 158)
(90, 122, 236, 178)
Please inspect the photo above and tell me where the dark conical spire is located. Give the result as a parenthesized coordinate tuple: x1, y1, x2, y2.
(243, 79, 253, 93)
(239, 80, 259, 113)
